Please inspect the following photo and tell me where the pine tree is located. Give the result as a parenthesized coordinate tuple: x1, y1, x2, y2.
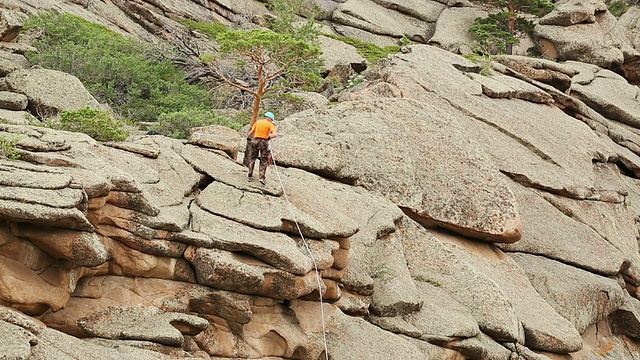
(202, 29, 321, 127)
(470, 0, 554, 55)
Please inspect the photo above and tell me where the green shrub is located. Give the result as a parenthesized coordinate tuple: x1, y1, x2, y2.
(324, 34, 400, 63)
(399, 35, 414, 46)
(23, 13, 214, 123)
(463, 41, 498, 76)
(0, 135, 20, 160)
(266, 0, 322, 42)
(151, 109, 245, 139)
(608, 0, 631, 17)
(50, 108, 129, 142)
(179, 20, 227, 40)
(468, 0, 553, 55)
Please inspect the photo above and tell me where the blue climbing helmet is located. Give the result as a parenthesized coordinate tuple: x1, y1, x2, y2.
(264, 111, 275, 121)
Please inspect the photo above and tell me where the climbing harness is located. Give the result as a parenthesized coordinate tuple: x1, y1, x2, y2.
(269, 149, 330, 360)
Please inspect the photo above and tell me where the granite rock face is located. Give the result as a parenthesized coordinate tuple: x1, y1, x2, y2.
(3, 0, 640, 359)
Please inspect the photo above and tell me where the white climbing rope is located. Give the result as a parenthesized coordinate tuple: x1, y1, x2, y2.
(268, 149, 330, 360)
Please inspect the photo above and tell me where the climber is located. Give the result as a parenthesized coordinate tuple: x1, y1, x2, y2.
(246, 111, 277, 185)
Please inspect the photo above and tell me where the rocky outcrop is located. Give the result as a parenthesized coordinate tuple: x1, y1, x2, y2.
(5, 0, 640, 359)
(428, 7, 486, 54)
(620, 6, 640, 50)
(5, 67, 102, 119)
(534, 0, 640, 81)
(7, 0, 640, 86)
(274, 97, 522, 243)
(3, 23, 640, 357)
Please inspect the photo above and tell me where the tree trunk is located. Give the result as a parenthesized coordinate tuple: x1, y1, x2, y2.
(249, 94, 261, 128)
(243, 74, 268, 167)
(507, 7, 516, 55)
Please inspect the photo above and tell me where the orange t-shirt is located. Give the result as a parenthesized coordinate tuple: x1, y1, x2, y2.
(252, 119, 276, 139)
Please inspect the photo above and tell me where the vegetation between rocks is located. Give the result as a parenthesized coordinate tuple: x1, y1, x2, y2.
(0, 134, 20, 160)
(48, 108, 130, 142)
(179, 19, 228, 40)
(23, 13, 219, 126)
(21, 5, 412, 141)
(469, 0, 554, 55)
(151, 109, 242, 139)
(324, 34, 404, 63)
(412, 275, 442, 287)
(202, 28, 322, 126)
(608, 0, 631, 17)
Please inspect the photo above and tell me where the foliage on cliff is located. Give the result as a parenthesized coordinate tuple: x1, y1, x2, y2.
(23, 13, 219, 126)
(49, 108, 130, 142)
(470, 0, 554, 54)
(202, 29, 322, 126)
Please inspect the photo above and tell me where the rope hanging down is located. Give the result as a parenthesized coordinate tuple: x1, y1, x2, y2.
(269, 149, 330, 360)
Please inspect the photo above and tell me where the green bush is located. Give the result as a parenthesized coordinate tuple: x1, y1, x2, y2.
(50, 108, 129, 142)
(324, 34, 400, 63)
(24, 13, 214, 123)
(0, 135, 20, 160)
(179, 19, 227, 40)
(608, 0, 630, 17)
(151, 109, 245, 139)
(267, 0, 322, 42)
(463, 41, 500, 76)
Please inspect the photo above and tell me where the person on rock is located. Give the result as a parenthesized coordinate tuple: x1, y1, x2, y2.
(246, 111, 277, 184)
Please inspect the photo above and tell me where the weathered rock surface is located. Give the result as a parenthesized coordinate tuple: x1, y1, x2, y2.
(368, 230, 421, 317)
(570, 69, 640, 130)
(620, 6, 640, 51)
(333, 0, 433, 42)
(511, 253, 626, 335)
(498, 182, 627, 276)
(77, 305, 209, 346)
(188, 125, 241, 160)
(428, 7, 486, 54)
(318, 35, 367, 72)
(4, 1, 640, 358)
(274, 98, 522, 243)
(535, 0, 638, 68)
(5, 68, 102, 118)
(399, 217, 523, 343)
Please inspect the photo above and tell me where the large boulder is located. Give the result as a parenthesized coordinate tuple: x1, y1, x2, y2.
(0, 9, 27, 41)
(332, 24, 399, 47)
(0, 50, 29, 76)
(496, 55, 577, 92)
(433, 232, 583, 353)
(344, 46, 623, 204)
(619, 6, 640, 50)
(333, 0, 434, 42)
(188, 125, 241, 160)
(77, 305, 209, 346)
(400, 217, 524, 344)
(371, 0, 445, 22)
(498, 183, 627, 277)
(568, 68, 640, 130)
(273, 98, 522, 243)
(428, 7, 486, 54)
(291, 300, 460, 359)
(5, 68, 102, 119)
(318, 35, 367, 72)
(534, 0, 638, 68)
(511, 253, 626, 334)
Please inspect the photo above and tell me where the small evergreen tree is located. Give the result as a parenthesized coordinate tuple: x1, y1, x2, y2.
(267, 0, 322, 42)
(470, 0, 554, 55)
(202, 29, 322, 128)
